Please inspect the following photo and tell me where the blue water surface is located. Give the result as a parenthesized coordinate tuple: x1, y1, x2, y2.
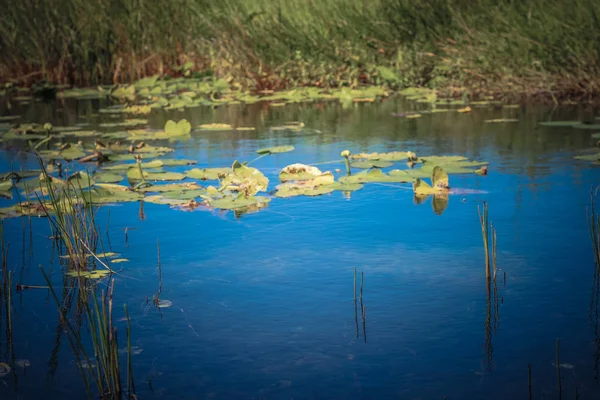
(0, 96, 598, 399)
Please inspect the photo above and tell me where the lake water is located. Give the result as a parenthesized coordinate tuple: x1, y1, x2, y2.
(0, 94, 599, 399)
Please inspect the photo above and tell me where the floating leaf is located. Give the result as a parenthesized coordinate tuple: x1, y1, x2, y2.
(351, 160, 394, 169)
(60, 144, 86, 160)
(136, 182, 203, 193)
(186, 167, 230, 180)
(111, 258, 129, 263)
(144, 195, 189, 206)
(221, 161, 269, 195)
(484, 118, 518, 123)
(431, 166, 449, 189)
(256, 145, 295, 155)
(164, 119, 192, 136)
(539, 120, 579, 127)
(349, 151, 413, 161)
(93, 172, 124, 183)
(339, 169, 412, 184)
(0, 362, 12, 377)
(327, 182, 364, 192)
(207, 194, 271, 210)
(572, 123, 600, 130)
(573, 152, 600, 161)
(457, 106, 472, 113)
(127, 167, 186, 182)
(198, 123, 233, 131)
(66, 270, 111, 279)
(274, 184, 335, 198)
(157, 299, 173, 308)
(84, 186, 143, 204)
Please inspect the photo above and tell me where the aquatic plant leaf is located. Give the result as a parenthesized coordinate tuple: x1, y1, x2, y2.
(198, 123, 233, 131)
(256, 145, 295, 155)
(155, 159, 196, 166)
(59, 130, 98, 138)
(57, 88, 104, 99)
(60, 144, 86, 160)
(134, 75, 159, 89)
(431, 166, 449, 188)
(93, 172, 124, 183)
(186, 167, 230, 180)
(111, 258, 129, 263)
(99, 119, 148, 128)
(84, 187, 143, 204)
(221, 161, 269, 195)
(339, 169, 412, 184)
(66, 270, 111, 279)
(351, 160, 394, 169)
(573, 152, 600, 161)
(161, 189, 207, 200)
(419, 163, 481, 175)
(326, 182, 364, 192)
(0, 179, 13, 194)
(274, 185, 335, 198)
(539, 120, 580, 127)
(412, 178, 436, 195)
(208, 194, 271, 210)
(591, 133, 600, 139)
(270, 122, 305, 131)
(127, 167, 185, 182)
(136, 182, 203, 193)
(92, 252, 119, 258)
(349, 151, 412, 161)
(67, 171, 95, 189)
(164, 119, 192, 136)
(572, 123, 600, 130)
(484, 118, 518, 123)
(144, 195, 189, 206)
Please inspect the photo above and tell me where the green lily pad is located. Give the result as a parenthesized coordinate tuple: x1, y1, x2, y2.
(339, 169, 413, 184)
(186, 167, 230, 180)
(208, 194, 271, 210)
(198, 123, 234, 131)
(102, 160, 164, 171)
(155, 159, 196, 166)
(572, 123, 600, 130)
(84, 186, 143, 204)
(327, 182, 364, 192)
(256, 145, 295, 155)
(99, 119, 148, 128)
(484, 119, 518, 123)
(350, 151, 414, 162)
(94, 172, 124, 183)
(127, 167, 186, 182)
(111, 258, 129, 263)
(221, 161, 269, 195)
(144, 195, 190, 206)
(351, 160, 394, 169)
(136, 182, 203, 193)
(0, 115, 20, 121)
(92, 252, 119, 258)
(165, 119, 192, 136)
(60, 144, 87, 160)
(161, 189, 207, 200)
(66, 270, 111, 279)
(573, 152, 600, 161)
(0, 179, 13, 194)
(67, 171, 95, 189)
(274, 184, 335, 198)
(59, 130, 98, 138)
(539, 120, 579, 127)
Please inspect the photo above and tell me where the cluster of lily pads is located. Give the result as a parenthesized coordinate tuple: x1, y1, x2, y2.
(0, 116, 489, 219)
(46, 75, 393, 113)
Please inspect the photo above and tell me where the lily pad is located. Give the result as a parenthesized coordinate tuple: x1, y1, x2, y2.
(198, 123, 233, 131)
(327, 182, 364, 192)
(144, 195, 190, 206)
(484, 119, 518, 123)
(208, 194, 271, 210)
(59, 144, 87, 160)
(186, 167, 230, 180)
(84, 186, 143, 204)
(111, 258, 129, 263)
(136, 182, 203, 193)
(256, 145, 295, 155)
(572, 123, 600, 130)
(94, 172, 124, 183)
(127, 167, 186, 182)
(573, 152, 600, 161)
(339, 169, 413, 184)
(274, 185, 335, 198)
(165, 119, 192, 136)
(351, 160, 394, 169)
(539, 120, 579, 127)
(66, 270, 111, 279)
(350, 151, 414, 162)
(221, 161, 269, 195)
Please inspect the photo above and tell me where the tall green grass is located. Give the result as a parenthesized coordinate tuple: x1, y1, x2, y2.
(1, 0, 600, 98)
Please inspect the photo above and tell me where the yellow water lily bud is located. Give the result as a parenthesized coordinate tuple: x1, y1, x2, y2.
(341, 150, 351, 158)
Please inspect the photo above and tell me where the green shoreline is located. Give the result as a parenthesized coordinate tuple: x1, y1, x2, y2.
(1, 0, 599, 105)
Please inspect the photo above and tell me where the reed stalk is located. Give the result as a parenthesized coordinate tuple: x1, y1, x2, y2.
(478, 202, 491, 281)
(587, 186, 600, 270)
